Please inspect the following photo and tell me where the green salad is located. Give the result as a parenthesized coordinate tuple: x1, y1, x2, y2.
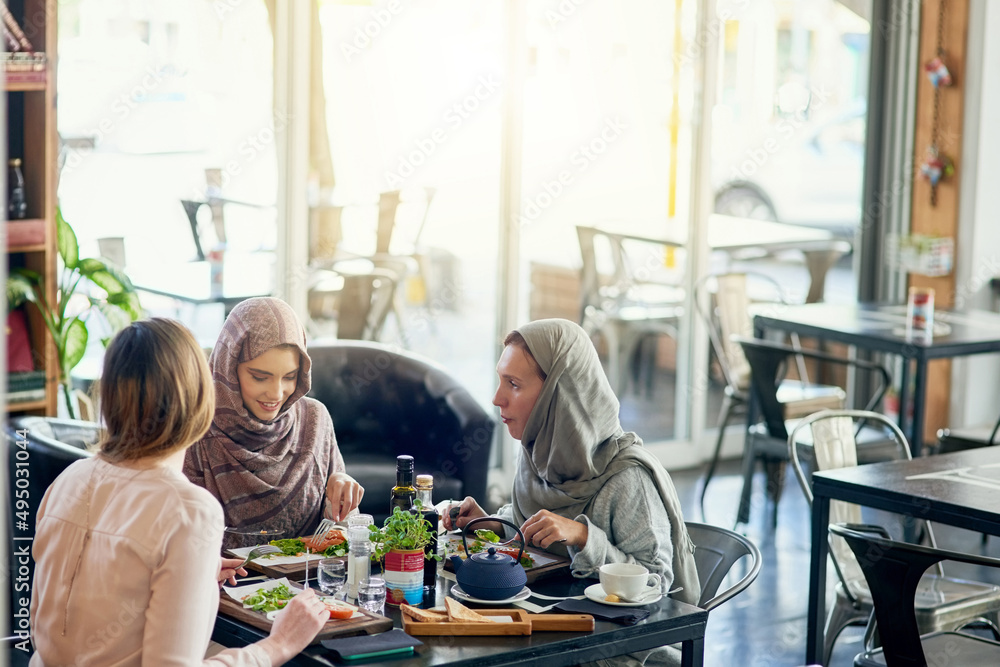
(241, 584, 295, 612)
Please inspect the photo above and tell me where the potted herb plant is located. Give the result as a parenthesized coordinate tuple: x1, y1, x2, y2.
(6, 208, 143, 419)
(367, 506, 438, 605)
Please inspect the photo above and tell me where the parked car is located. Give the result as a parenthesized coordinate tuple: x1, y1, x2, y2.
(713, 100, 866, 242)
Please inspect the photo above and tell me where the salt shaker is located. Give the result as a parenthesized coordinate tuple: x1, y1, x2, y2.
(346, 517, 373, 601)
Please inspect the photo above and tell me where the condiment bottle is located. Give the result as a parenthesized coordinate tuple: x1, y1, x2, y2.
(346, 522, 372, 601)
(390, 455, 415, 515)
(415, 474, 439, 591)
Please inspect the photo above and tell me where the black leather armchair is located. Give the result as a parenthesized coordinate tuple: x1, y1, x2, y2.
(4, 416, 98, 654)
(307, 340, 496, 525)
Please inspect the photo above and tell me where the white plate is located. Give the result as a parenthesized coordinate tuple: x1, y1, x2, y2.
(450, 584, 531, 605)
(584, 583, 662, 607)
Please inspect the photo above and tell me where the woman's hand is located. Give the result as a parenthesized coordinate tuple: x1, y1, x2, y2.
(326, 473, 364, 522)
(261, 589, 330, 664)
(441, 496, 491, 531)
(218, 557, 248, 586)
(520, 510, 587, 549)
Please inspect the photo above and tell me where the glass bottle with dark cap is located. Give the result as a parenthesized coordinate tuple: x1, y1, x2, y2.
(389, 455, 416, 515)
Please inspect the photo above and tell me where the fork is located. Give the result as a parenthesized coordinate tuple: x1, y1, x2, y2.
(236, 544, 282, 570)
(307, 518, 338, 550)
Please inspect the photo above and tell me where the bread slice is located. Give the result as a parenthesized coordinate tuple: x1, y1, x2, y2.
(444, 596, 491, 623)
(400, 603, 447, 623)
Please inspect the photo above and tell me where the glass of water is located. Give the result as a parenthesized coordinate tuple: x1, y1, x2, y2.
(357, 576, 386, 614)
(318, 558, 347, 598)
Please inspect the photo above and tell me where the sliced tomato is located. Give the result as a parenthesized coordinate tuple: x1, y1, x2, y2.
(322, 599, 357, 619)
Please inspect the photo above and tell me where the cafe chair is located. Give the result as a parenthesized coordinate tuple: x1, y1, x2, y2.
(306, 340, 495, 525)
(790, 411, 1000, 666)
(695, 272, 846, 522)
(732, 337, 895, 529)
(576, 225, 685, 396)
(306, 265, 400, 342)
(685, 521, 762, 612)
(829, 522, 1000, 667)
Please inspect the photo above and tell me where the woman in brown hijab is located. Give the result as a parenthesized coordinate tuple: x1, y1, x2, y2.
(184, 297, 363, 548)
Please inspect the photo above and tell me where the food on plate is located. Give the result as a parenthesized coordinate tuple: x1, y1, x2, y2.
(444, 597, 490, 623)
(266, 534, 349, 558)
(241, 584, 296, 612)
(604, 593, 621, 603)
(400, 603, 448, 623)
(446, 536, 536, 568)
(473, 529, 501, 543)
(321, 598, 357, 620)
(306, 528, 347, 551)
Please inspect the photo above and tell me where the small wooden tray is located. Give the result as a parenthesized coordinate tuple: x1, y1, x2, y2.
(402, 609, 532, 636)
(218, 592, 391, 644)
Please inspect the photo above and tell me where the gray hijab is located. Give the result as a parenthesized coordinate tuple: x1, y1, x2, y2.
(510, 318, 700, 606)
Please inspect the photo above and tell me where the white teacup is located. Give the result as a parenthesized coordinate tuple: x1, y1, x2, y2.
(599, 563, 661, 600)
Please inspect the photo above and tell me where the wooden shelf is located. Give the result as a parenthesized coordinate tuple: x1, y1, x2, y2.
(6, 398, 48, 413)
(4, 79, 46, 92)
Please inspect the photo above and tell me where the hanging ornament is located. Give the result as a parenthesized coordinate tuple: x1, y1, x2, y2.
(924, 56, 952, 88)
(921, 0, 955, 207)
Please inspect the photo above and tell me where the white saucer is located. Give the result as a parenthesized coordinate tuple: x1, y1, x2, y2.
(584, 583, 662, 607)
(450, 584, 531, 605)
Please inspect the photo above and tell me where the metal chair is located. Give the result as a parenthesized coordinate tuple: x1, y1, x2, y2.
(685, 521, 762, 612)
(576, 225, 684, 395)
(695, 271, 845, 522)
(936, 410, 1000, 454)
(306, 265, 400, 342)
(733, 337, 895, 528)
(830, 522, 1000, 667)
(791, 411, 1000, 666)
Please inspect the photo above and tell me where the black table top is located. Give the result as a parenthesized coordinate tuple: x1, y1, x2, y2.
(754, 303, 1000, 359)
(813, 446, 1000, 534)
(214, 573, 708, 667)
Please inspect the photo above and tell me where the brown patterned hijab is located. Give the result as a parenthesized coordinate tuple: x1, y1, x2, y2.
(184, 297, 344, 549)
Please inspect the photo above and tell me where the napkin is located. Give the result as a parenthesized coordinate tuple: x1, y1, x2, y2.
(321, 629, 423, 661)
(555, 599, 651, 625)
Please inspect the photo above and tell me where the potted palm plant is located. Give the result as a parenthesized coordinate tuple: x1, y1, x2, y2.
(367, 506, 438, 605)
(6, 208, 143, 419)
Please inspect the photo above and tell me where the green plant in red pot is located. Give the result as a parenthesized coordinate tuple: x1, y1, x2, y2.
(367, 505, 439, 605)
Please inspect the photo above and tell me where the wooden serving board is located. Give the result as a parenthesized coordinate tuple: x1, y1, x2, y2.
(218, 593, 391, 644)
(441, 534, 571, 584)
(402, 609, 532, 636)
(225, 544, 345, 581)
(527, 613, 594, 632)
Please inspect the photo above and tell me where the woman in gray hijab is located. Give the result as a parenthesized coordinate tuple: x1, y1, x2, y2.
(445, 318, 700, 610)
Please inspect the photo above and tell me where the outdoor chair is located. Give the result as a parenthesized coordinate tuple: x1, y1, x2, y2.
(791, 411, 1000, 666)
(830, 522, 1000, 667)
(576, 225, 684, 396)
(935, 409, 1000, 454)
(733, 337, 894, 528)
(685, 521, 762, 612)
(694, 272, 845, 521)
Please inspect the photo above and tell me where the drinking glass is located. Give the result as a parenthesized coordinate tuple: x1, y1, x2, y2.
(318, 558, 347, 598)
(357, 576, 386, 614)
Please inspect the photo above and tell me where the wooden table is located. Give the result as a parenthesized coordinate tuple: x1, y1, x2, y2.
(754, 303, 1000, 455)
(214, 573, 709, 666)
(805, 447, 1000, 664)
